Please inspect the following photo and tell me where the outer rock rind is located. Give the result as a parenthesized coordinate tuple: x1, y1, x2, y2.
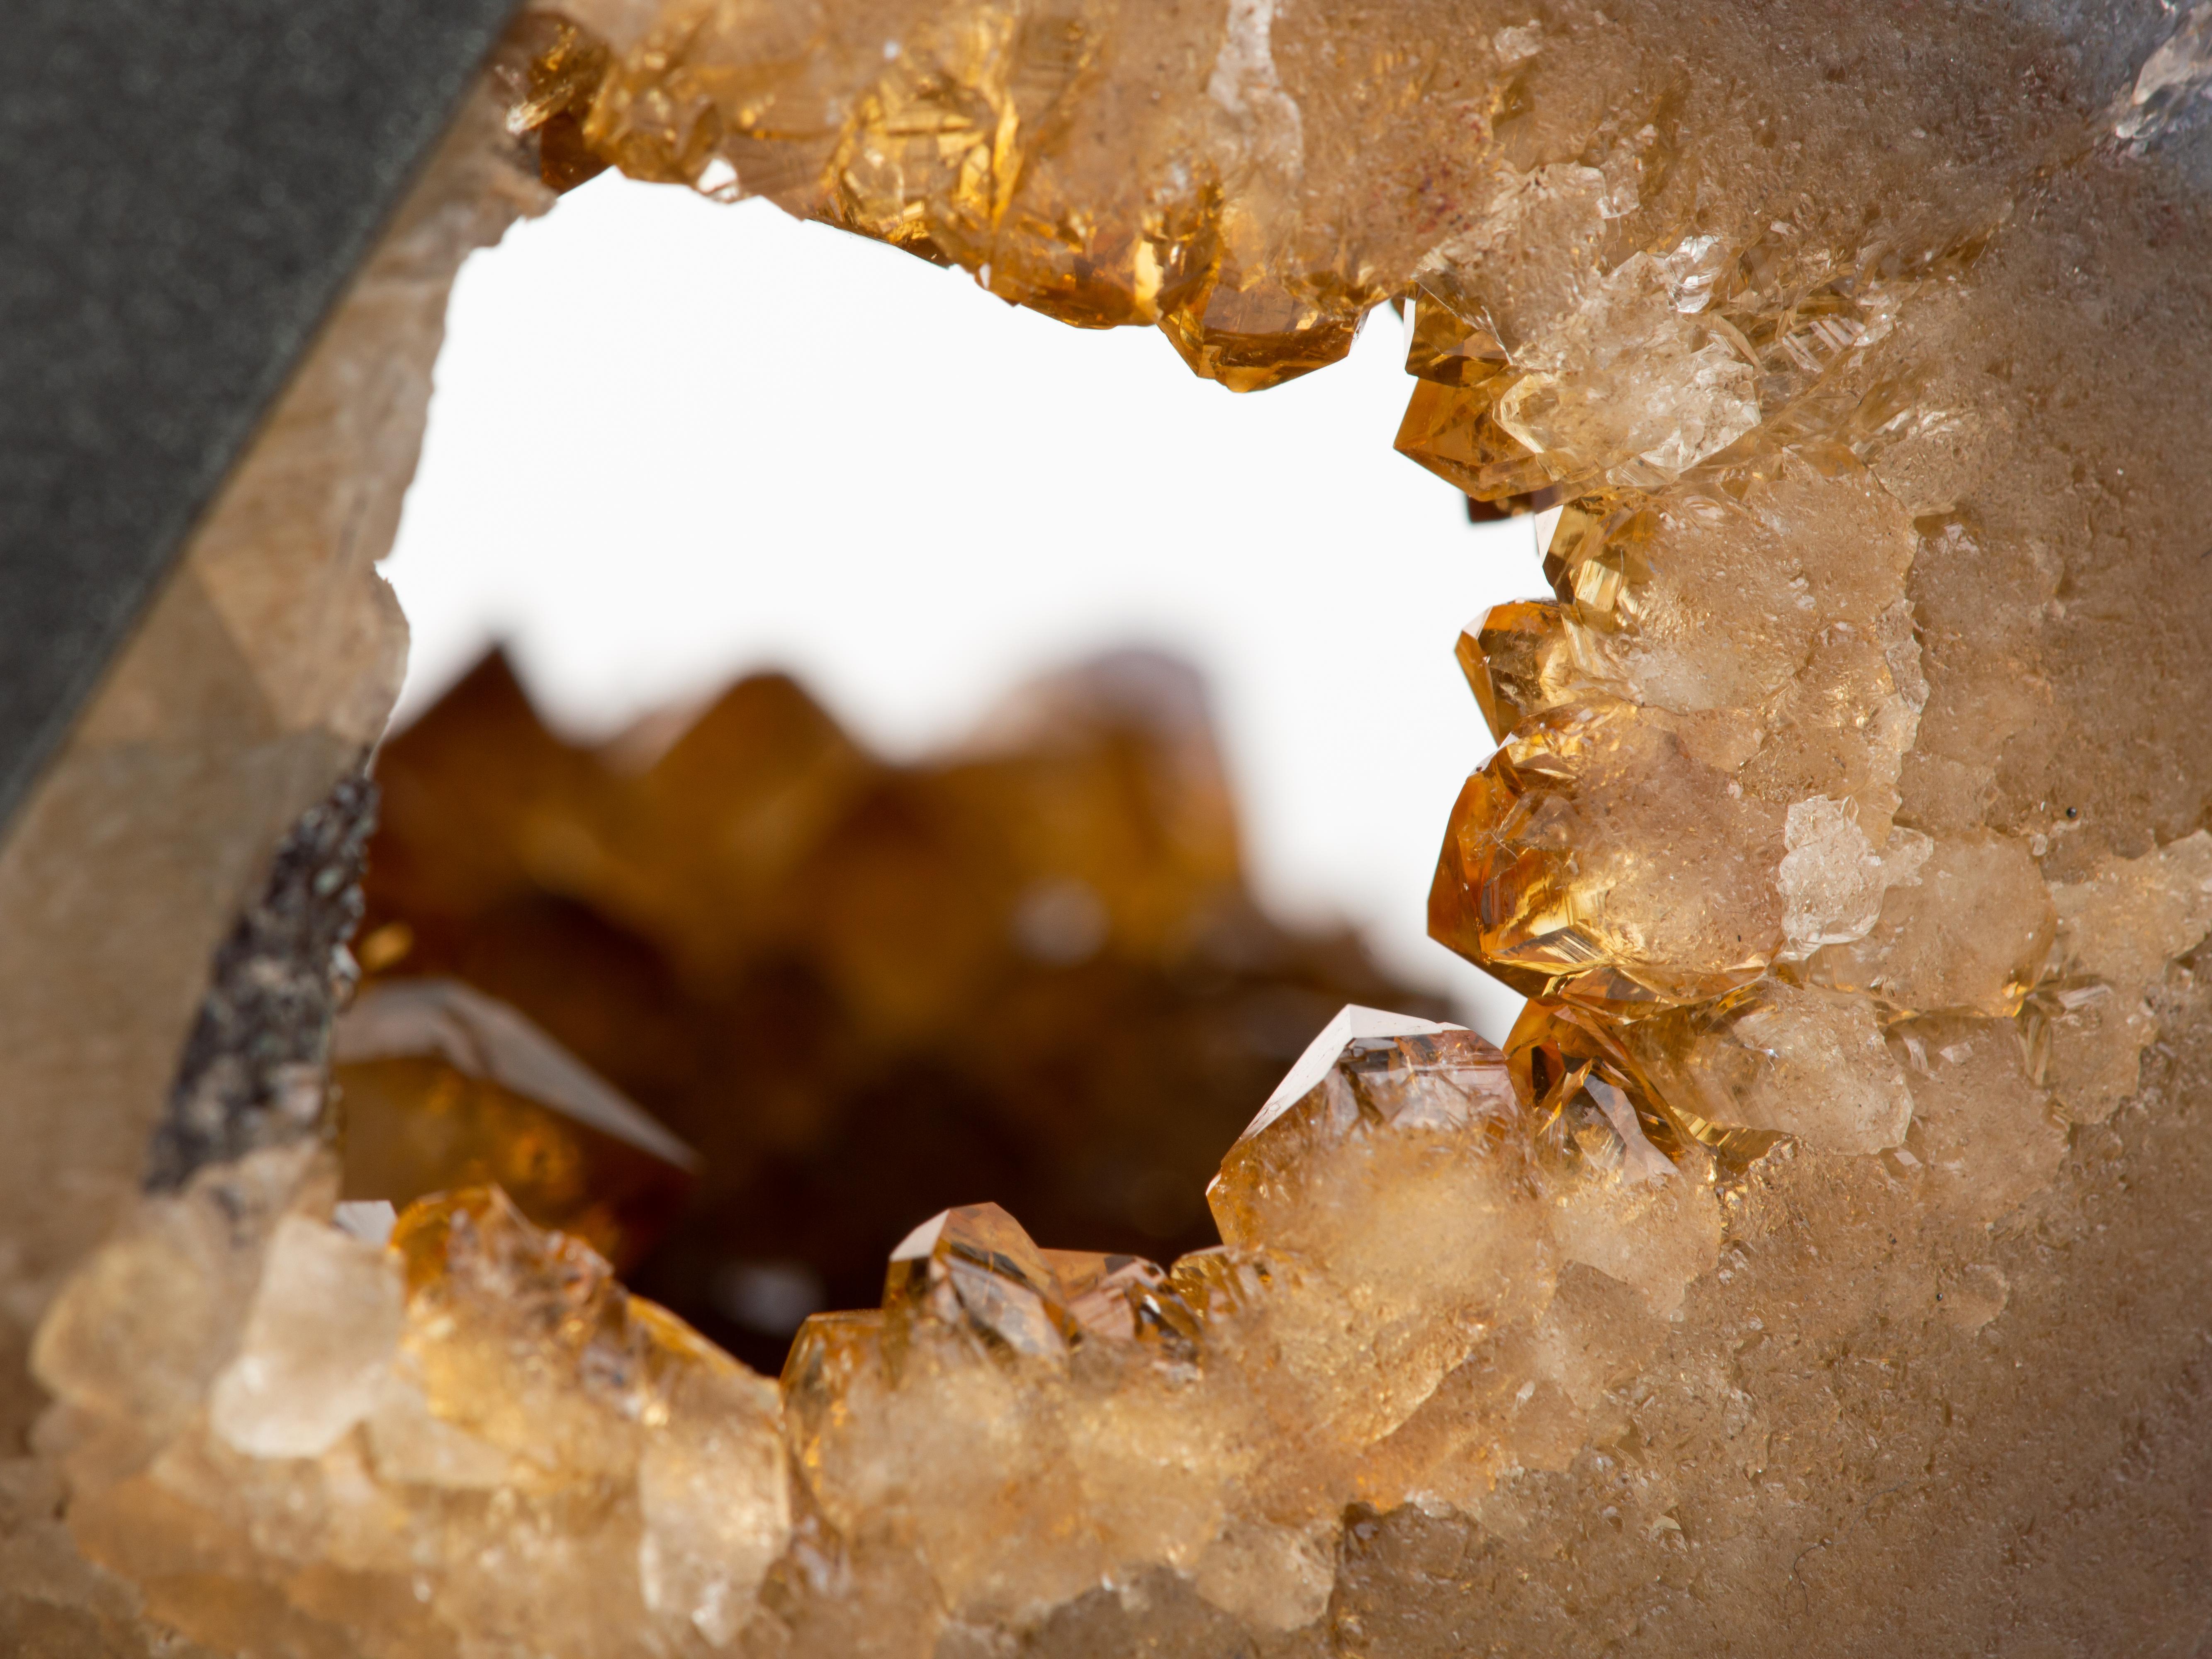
(0, 32, 555, 1454)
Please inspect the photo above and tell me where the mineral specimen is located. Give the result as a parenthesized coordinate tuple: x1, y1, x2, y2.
(12, 0, 2212, 1652)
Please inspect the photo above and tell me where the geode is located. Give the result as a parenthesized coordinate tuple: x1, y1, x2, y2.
(7, 0, 2212, 1653)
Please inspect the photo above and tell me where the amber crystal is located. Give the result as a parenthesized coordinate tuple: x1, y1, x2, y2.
(333, 977, 697, 1272)
(1402, 287, 1510, 388)
(1161, 280, 1365, 392)
(494, 12, 615, 191)
(1455, 598, 1581, 744)
(1428, 696, 1787, 1012)
(1501, 997, 1694, 1168)
(1393, 376, 1560, 506)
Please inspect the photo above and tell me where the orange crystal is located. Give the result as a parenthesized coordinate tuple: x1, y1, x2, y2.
(1428, 696, 1786, 1013)
(1455, 598, 1581, 744)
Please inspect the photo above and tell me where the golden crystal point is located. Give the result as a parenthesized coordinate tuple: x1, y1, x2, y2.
(1040, 1248, 1201, 1355)
(1458, 599, 1579, 743)
(1393, 375, 1559, 504)
(1405, 288, 1511, 387)
(1504, 998, 1696, 1181)
(392, 1183, 779, 1412)
(1428, 697, 1785, 1012)
(1161, 281, 1366, 392)
(335, 978, 696, 1273)
(884, 1202, 1080, 1359)
(1541, 496, 1656, 626)
(1209, 1014, 1522, 1251)
(391, 1181, 613, 1302)
(1508, 995, 1787, 1170)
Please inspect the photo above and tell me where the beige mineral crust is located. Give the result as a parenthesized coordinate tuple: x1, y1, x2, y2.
(32, 1154, 787, 1656)
(12, 0, 2212, 1652)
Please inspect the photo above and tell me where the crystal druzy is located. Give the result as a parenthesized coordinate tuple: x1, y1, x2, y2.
(10, 0, 2212, 1654)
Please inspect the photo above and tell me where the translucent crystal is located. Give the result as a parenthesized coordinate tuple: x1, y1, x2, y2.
(1203, 1006, 1715, 1469)
(494, 12, 615, 190)
(1806, 832, 2056, 1017)
(1042, 1249, 1201, 1357)
(1428, 696, 1787, 1012)
(1455, 599, 1582, 743)
(883, 1203, 1078, 1363)
(1777, 796, 1932, 958)
(33, 1158, 788, 1656)
(207, 1214, 404, 1459)
(1617, 980, 1913, 1157)
(1542, 454, 1922, 821)
(2034, 831, 2212, 1122)
(1402, 287, 1510, 388)
(1487, 249, 1761, 485)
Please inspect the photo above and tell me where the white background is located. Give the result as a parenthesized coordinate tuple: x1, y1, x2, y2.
(383, 174, 1541, 1039)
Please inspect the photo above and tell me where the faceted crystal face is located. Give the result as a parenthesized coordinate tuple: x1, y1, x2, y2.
(1209, 1018, 1522, 1251)
(1042, 1249, 1202, 1359)
(1503, 997, 1699, 1167)
(883, 1203, 1079, 1363)
(1163, 286, 1364, 392)
(1611, 980, 1911, 1158)
(1402, 288, 1511, 389)
(1456, 599, 1582, 745)
(1429, 696, 1788, 1011)
(32, 1005, 1726, 1648)
(1544, 456, 1919, 739)
(1394, 376, 1560, 508)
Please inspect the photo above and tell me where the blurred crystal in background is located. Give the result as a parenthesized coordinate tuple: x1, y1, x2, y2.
(369, 173, 1545, 1366)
